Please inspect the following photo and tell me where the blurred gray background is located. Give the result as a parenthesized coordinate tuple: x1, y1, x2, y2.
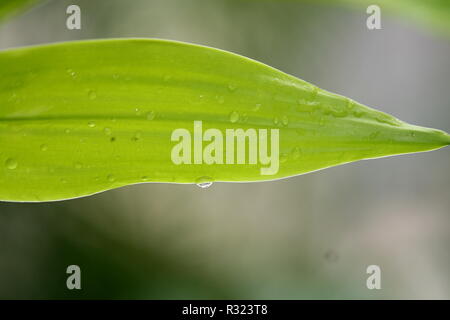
(0, 0, 449, 299)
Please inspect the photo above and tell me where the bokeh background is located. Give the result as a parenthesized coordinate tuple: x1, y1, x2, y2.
(0, 0, 449, 299)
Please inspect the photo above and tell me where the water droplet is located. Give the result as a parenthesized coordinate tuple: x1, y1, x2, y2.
(64, 128, 71, 134)
(8, 93, 19, 103)
(281, 115, 289, 126)
(196, 176, 213, 188)
(273, 117, 280, 126)
(107, 174, 116, 182)
(228, 83, 237, 92)
(292, 147, 301, 160)
(346, 98, 354, 110)
(229, 111, 239, 123)
(40, 144, 48, 152)
(197, 182, 212, 188)
(88, 90, 97, 100)
(135, 108, 142, 116)
(60, 178, 67, 184)
(353, 110, 364, 118)
(66, 69, 76, 78)
(163, 74, 172, 82)
(110, 137, 116, 142)
(104, 127, 112, 135)
(253, 103, 261, 111)
(322, 107, 332, 116)
(5, 158, 17, 170)
(74, 162, 82, 169)
(331, 108, 348, 118)
(146, 111, 156, 120)
(141, 176, 149, 181)
(88, 121, 96, 128)
(195, 176, 214, 188)
(310, 85, 318, 100)
(375, 115, 399, 126)
(280, 153, 288, 163)
(112, 74, 120, 80)
(216, 95, 225, 104)
(132, 131, 142, 142)
(339, 110, 348, 117)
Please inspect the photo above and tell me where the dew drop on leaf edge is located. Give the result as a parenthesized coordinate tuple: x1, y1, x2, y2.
(197, 182, 213, 189)
(196, 176, 213, 188)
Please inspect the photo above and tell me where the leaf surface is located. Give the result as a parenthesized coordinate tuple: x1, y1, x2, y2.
(0, 39, 448, 201)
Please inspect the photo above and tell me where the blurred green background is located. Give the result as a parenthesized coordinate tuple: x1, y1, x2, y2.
(0, 0, 449, 299)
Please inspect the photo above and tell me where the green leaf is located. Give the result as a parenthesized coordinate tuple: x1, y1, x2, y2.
(1, 39, 449, 202)
(0, 0, 42, 22)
